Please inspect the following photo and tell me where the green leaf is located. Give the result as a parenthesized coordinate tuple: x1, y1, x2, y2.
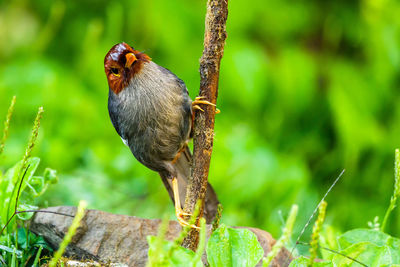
(337, 229, 400, 264)
(206, 224, 264, 267)
(147, 236, 203, 267)
(43, 168, 58, 184)
(333, 242, 391, 266)
(26, 168, 57, 198)
(338, 229, 393, 249)
(15, 228, 28, 248)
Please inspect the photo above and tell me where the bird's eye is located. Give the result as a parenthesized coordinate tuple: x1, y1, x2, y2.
(111, 68, 120, 76)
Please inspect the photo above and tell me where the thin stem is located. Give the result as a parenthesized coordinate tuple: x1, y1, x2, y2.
(0, 213, 17, 237)
(15, 164, 30, 211)
(381, 199, 395, 232)
(287, 169, 344, 263)
(3, 165, 30, 234)
(297, 241, 368, 267)
(381, 149, 400, 232)
(15, 210, 74, 217)
(0, 209, 74, 237)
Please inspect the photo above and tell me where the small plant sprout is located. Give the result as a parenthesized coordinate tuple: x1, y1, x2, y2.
(367, 216, 380, 231)
(381, 149, 400, 232)
(49, 200, 88, 267)
(263, 204, 298, 266)
(309, 200, 327, 266)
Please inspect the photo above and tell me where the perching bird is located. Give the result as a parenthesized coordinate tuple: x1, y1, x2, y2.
(104, 42, 219, 226)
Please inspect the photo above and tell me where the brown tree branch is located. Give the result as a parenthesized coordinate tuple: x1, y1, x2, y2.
(182, 0, 228, 250)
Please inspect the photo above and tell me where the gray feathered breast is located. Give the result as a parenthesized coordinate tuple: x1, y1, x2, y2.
(108, 61, 192, 173)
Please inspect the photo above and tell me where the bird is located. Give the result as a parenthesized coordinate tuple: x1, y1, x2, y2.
(104, 42, 219, 227)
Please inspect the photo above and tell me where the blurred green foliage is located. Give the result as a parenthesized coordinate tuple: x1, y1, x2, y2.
(1, 0, 400, 240)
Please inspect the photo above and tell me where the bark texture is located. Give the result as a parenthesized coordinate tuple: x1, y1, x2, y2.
(182, 0, 228, 250)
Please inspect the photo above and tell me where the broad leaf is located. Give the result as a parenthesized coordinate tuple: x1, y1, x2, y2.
(338, 229, 395, 249)
(337, 229, 400, 264)
(333, 241, 395, 266)
(206, 224, 264, 267)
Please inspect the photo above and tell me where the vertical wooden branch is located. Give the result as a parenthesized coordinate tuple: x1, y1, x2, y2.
(182, 0, 228, 250)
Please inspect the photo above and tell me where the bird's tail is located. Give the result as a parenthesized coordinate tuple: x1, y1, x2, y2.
(160, 146, 219, 224)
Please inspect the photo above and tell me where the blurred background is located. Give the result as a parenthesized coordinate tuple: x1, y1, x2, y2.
(1, 0, 400, 241)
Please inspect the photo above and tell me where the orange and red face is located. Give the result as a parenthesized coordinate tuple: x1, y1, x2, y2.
(104, 42, 151, 94)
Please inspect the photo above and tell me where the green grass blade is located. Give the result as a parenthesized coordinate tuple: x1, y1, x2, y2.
(33, 245, 43, 267)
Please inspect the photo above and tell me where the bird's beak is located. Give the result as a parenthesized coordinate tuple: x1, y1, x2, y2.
(125, 53, 137, 68)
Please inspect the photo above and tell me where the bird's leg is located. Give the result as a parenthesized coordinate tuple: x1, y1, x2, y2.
(171, 145, 187, 164)
(172, 177, 200, 229)
(192, 96, 220, 114)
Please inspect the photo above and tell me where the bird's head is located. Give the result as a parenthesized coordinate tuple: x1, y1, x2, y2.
(104, 42, 151, 94)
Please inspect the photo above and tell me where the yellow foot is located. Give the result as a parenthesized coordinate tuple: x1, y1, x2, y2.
(192, 96, 220, 114)
(172, 177, 200, 229)
(176, 208, 200, 229)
